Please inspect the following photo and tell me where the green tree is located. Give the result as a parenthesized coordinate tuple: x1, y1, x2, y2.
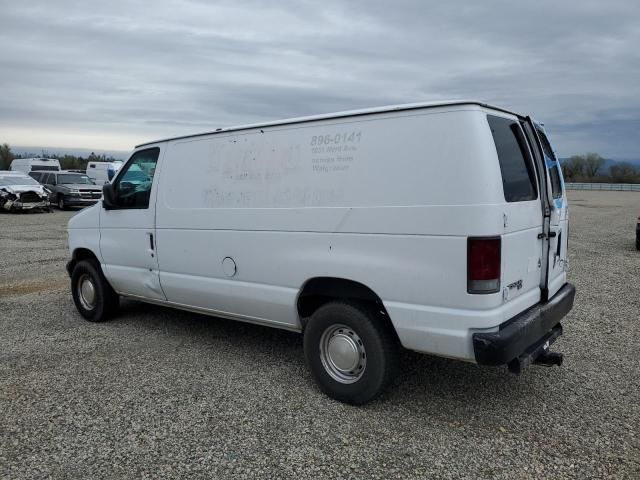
(0, 143, 14, 170)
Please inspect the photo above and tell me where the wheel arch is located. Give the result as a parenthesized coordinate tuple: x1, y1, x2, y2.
(296, 276, 397, 338)
(66, 247, 100, 276)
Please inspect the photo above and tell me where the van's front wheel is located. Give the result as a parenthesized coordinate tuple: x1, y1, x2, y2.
(303, 302, 399, 405)
(71, 259, 119, 322)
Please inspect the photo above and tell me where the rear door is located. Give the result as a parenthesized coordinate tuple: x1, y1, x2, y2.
(533, 123, 568, 298)
(520, 118, 567, 300)
(487, 115, 544, 306)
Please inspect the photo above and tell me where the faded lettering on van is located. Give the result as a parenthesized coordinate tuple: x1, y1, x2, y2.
(310, 131, 361, 146)
(310, 137, 357, 174)
(202, 185, 343, 207)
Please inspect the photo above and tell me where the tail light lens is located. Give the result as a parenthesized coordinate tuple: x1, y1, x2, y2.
(467, 237, 501, 294)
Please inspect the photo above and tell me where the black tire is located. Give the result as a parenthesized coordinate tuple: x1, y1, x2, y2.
(58, 196, 66, 210)
(303, 301, 399, 405)
(71, 259, 119, 322)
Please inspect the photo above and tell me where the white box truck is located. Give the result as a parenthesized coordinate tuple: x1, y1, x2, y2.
(66, 101, 575, 404)
(11, 157, 61, 173)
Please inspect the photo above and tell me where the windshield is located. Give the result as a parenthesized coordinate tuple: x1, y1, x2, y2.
(58, 174, 95, 185)
(0, 175, 41, 186)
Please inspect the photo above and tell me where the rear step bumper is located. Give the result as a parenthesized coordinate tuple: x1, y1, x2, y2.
(472, 283, 576, 369)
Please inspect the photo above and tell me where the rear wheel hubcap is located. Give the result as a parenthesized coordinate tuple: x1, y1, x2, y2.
(320, 324, 366, 384)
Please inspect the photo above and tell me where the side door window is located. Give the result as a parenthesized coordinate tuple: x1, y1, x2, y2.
(111, 148, 160, 209)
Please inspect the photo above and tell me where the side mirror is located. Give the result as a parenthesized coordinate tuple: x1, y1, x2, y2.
(102, 183, 118, 210)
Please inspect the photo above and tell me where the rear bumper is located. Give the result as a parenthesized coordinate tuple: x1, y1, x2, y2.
(473, 283, 575, 365)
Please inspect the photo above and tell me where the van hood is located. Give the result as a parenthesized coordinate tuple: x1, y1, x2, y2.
(68, 202, 100, 229)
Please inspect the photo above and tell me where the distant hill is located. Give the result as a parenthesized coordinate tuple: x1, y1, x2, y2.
(604, 158, 640, 168)
(13, 146, 129, 160)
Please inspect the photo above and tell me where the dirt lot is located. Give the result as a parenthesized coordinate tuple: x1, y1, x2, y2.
(1, 191, 639, 479)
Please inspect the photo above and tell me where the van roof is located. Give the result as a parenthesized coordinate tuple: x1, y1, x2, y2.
(136, 100, 522, 148)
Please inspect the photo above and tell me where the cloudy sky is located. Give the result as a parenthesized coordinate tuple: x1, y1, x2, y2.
(0, 0, 638, 158)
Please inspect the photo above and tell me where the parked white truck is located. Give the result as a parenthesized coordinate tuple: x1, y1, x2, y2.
(86, 160, 124, 185)
(66, 101, 575, 404)
(11, 157, 61, 173)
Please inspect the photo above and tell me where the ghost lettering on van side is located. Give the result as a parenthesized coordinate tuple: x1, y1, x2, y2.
(310, 131, 360, 174)
(310, 131, 361, 146)
(311, 155, 354, 173)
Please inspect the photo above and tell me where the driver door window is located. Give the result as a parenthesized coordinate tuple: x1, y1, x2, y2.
(113, 148, 160, 209)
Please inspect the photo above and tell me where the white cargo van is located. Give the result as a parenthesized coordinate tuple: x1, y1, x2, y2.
(66, 101, 575, 404)
(11, 157, 61, 173)
(86, 161, 124, 185)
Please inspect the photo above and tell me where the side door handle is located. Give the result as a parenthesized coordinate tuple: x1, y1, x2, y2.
(147, 232, 155, 258)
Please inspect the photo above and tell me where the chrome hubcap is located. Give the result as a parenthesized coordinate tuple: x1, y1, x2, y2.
(320, 324, 366, 384)
(78, 274, 96, 310)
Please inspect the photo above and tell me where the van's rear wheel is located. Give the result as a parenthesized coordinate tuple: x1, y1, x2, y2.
(303, 302, 399, 405)
(71, 259, 119, 322)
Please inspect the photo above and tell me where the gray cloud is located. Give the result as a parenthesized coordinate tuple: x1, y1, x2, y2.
(0, 0, 638, 157)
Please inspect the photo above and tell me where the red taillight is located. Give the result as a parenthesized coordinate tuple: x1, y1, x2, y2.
(467, 237, 501, 294)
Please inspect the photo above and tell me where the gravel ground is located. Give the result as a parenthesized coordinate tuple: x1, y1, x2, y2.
(1, 192, 639, 479)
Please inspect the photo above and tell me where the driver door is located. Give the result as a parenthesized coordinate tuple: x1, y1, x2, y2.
(99, 146, 166, 300)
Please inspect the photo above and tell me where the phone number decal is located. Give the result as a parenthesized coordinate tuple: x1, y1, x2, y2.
(310, 131, 361, 146)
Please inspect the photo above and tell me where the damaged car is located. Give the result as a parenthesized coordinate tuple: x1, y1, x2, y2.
(0, 171, 51, 212)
